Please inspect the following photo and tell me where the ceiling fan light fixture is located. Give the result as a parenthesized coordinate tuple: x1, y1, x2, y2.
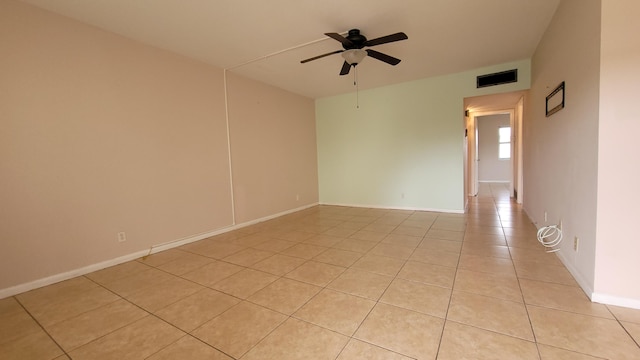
(300, 29, 407, 76)
(341, 49, 367, 65)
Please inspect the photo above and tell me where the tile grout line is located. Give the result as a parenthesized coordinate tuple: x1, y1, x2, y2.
(494, 183, 640, 358)
(608, 308, 640, 349)
(489, 185, 638, 358)
(449, 185, 554, 354)
(321, 211, 443, 358)
(13, 295, 70, 359)
(188, 210, 383, 358)
(233, 211, 405, 360)
(433, 211, 465, 359)
(82, 274, 239, 360)
(14, 194, 634, 359)
(343, 214, 432, 359)
(493, 188, 544, 360)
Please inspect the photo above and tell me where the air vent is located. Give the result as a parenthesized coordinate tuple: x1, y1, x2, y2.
(476, 69, 518, 88)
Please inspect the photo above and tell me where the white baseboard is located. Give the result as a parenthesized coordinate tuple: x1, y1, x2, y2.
(148, 202, 318, 254)
(591, 293, 640, 310)
(532, 220, 640, 310)
(0, 249, 150, 300)
(320, 202, 464, 214)
(524, 207, 640, 310)
(232, 202, 319, 228)
(0, 202, 318, 299)
(554, 249, 595, 301)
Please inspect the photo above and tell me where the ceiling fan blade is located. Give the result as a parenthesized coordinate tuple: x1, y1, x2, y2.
(339, 61, 352, 76)
(366, 49, 401, 66)
(300, 50, 344, 63)
(364, 32, 408, 47)
(325, 32, 354, 47)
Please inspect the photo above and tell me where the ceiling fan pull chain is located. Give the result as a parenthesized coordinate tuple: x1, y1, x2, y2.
(354, 65, 357, 87)
(354, 66, 360, 109)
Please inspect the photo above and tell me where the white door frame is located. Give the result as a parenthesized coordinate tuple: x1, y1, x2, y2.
(515, 96, 524, 204)
(466, 109, 516, 197)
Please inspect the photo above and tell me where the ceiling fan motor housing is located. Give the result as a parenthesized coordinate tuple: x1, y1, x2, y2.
(344, 29, 367, 49)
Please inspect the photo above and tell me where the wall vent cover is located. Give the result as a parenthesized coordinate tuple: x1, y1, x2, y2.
(476, 69, 518, 88)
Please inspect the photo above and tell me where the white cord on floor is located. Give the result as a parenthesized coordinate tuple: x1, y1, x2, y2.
(537, 225, 563, 253)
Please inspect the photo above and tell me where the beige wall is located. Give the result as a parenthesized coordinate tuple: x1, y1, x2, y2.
(594, 0, 640, 307)
(0, 1, 317, 294)
(226, 72, 318, 223)
(524, 0, 601, 295)
(526, 0, 640, 308)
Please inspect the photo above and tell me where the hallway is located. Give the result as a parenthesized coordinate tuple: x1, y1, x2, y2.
(2, 183, 640, 359)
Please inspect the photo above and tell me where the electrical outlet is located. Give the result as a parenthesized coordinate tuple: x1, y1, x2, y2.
(117, 232, 127, 242)
(401, 193, 405, 199)
(296, 194, 299, 201)
(544, 211, 547, 222)
(574, 236, 579, 251)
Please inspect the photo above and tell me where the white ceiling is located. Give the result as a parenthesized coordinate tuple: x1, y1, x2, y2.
(21, 0, 559, 99)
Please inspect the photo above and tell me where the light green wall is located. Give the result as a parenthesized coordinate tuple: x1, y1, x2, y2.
(316, 59, 531, 212)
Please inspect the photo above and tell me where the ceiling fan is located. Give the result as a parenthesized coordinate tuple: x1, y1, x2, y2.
(301, 29, 408, 76)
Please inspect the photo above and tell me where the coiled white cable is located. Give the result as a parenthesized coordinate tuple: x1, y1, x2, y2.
(537, 225, 563, 253)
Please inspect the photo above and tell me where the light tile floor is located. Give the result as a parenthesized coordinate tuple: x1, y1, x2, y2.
(2, 183, 640, 359)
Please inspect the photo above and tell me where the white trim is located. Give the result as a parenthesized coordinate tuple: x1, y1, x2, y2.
(521, 209, 640, 310)
(146, 226, 238, 255)
(223, 69, 236, 226)
(234, 202, 319, 227)
(554, 249, 595, 302)
(320, 202, 465, 214)
(0, 249, 149, 300)
(478, 180, 510, 183)
(591, 293, 640, 310)
(151, 202, 319, 253)
(525, 208, 600, 305)
(469, 109, 516, 198)
(226, 35, 334, 71)
(515, 96, 524, 204)
(0, 202, 318, 299)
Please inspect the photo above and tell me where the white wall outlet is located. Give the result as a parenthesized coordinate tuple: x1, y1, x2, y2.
(574, 236, 579, 251)
(117, 232, 127, 242)
(544, 211, 548, 222)
(401, 193, 405, 199)
(296, 194, 299, 201)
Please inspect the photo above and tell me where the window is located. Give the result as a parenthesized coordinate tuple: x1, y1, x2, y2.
(499, 127, 511, 159)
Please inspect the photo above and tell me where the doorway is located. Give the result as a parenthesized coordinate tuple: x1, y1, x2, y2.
(467, 109, 514, 198)
(478, 113, 512, 183)
(463, 91, 526, 208)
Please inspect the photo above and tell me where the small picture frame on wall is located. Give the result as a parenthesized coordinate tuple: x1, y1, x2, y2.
(546, 81, 565, 117)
